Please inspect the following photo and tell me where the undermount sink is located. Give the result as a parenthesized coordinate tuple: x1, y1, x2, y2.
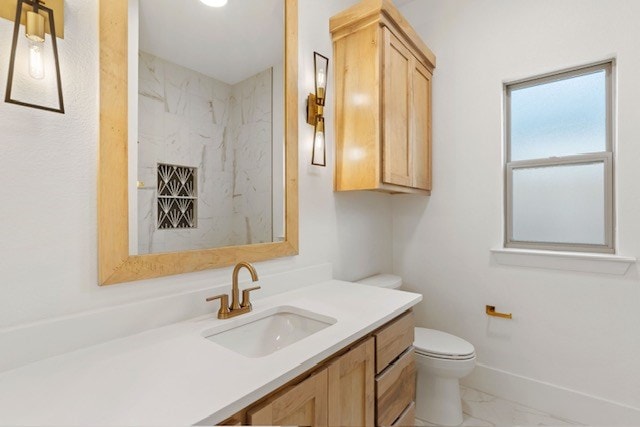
(204, 306, 336, 358)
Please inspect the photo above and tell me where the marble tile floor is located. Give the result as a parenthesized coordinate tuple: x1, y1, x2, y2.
(415, 386, 582, 426)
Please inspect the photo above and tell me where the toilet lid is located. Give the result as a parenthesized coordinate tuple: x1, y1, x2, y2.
(414, 327, 475, 359)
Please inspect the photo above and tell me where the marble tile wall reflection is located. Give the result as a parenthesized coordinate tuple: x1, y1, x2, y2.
(229, 69, 273, 245)
(137, 51, 273, 254)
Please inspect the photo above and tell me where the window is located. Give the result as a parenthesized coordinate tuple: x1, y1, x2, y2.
(505, 61, 614, 253)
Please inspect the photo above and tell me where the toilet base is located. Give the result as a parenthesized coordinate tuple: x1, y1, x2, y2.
(415, 374, 464, 426)
(414, 352, 475, 427)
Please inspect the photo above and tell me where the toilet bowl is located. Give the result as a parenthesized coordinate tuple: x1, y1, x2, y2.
(357, 274, 476, 427)
(414, 328, 475, 426)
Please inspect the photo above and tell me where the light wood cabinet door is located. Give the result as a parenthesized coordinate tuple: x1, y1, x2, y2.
(382, 27, 413, 188)
(328, 338, 375, 427)
(411, 60, 432, 191)
(331, 0, 435, 195)
(381, 27, 433, 192)
(247, 368, 328, 426)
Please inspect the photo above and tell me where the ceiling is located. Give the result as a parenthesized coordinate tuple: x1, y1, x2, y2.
(139, 0, 284, 85)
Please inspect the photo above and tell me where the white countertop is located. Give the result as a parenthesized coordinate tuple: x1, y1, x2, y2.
(0, 280, 421, 426)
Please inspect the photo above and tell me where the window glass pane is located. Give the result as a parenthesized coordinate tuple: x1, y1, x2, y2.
(511, 162, 605, 245)
(510, 70, 606, 161)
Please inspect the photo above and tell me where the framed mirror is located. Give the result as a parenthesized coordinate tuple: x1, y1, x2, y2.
(99, 0, 298, 285)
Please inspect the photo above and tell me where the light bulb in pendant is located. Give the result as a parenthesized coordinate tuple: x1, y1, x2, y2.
(26, 10, 45, 80)
(28, 40, 45, 79)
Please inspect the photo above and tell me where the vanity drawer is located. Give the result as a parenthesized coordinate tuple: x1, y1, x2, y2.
(374, 310, 414, 373)
(375, 348, 416, 426)
(391, 401, 415, 427)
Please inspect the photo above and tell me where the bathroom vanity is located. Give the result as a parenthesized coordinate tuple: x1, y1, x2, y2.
(220, 310, 416, 426)
(0, 281, 420, 426)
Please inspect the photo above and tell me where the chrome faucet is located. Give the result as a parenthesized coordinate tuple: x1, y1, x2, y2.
(206, 261, 261, 319)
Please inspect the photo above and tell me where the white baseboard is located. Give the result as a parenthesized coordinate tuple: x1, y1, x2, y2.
(462, 363, 640, 425)
(0, 263, 333, 374)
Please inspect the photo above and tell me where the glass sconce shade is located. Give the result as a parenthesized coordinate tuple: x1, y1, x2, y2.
(312, 116, 326, 167)
(5, 0, 64, 113)
(313, 52, 329, 106)
(307, 51, 329, 166)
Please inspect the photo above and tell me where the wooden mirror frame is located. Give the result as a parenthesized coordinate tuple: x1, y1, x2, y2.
(98, 0, 298, 285)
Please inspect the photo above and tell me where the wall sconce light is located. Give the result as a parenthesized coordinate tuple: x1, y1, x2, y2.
(2, 0, 65, 113)
(307, 52, 329, 167)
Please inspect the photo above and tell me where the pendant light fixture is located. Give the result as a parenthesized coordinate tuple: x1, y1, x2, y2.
(3, 0, 65, 113)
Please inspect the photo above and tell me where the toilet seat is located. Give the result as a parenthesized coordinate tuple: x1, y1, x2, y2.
(414, 327, 475, 360)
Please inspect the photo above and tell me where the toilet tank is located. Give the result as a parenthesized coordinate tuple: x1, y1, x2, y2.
(356, 274, 402, 289)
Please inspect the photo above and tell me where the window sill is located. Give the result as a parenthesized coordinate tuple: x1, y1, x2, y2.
(491, 248, 636, 275)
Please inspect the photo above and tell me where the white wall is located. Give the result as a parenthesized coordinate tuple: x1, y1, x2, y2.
(0, 0, 391, 329)
(394, 0, 640, 415)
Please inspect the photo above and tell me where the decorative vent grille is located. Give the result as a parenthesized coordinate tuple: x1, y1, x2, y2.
(156, 163, 197, 229)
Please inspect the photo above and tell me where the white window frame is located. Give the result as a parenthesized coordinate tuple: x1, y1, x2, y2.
(504, 61, 615, 254)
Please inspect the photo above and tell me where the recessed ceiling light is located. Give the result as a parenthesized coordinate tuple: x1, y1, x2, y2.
(200, 0, 227, 7)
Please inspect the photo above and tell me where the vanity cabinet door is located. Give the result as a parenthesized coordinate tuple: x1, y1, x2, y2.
(328, 337, 375, 427)
(247, 368, 328, 426)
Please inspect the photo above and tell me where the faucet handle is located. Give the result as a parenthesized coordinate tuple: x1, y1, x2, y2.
(206, 294, 230, 318)
(240, 286, 261, 309)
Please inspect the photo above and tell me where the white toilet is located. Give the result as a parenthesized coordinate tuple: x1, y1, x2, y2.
(357, 274, 476, 427)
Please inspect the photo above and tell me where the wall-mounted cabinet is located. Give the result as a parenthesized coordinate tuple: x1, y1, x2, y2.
(331, 0, 436, 195)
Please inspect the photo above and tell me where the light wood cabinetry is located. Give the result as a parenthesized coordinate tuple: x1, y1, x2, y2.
(218, 410, 245, 426)
(391, 401, 416, 427)
(328, 338, 375, 426)
(248, 369, 328, 426)
(227, 311, 415, 427)
(331, 0, 435, 195)
(376, 349, 416, 426)
(373, 311, 417, 426)
(375, 311, 415, 373)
